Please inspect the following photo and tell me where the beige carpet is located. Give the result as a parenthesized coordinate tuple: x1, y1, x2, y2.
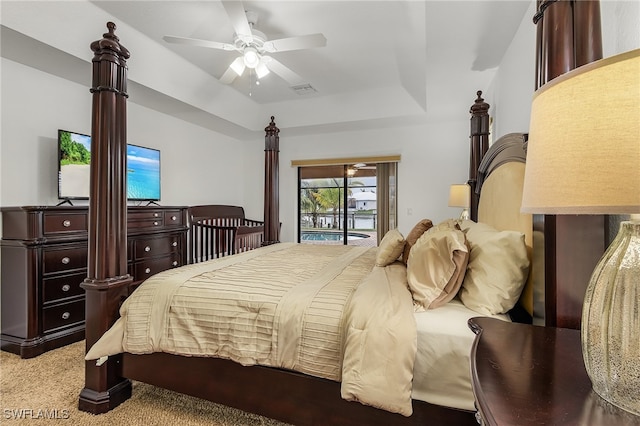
(0, 342, 290, 425)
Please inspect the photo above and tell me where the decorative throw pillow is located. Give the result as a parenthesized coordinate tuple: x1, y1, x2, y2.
(402, 219, 434, 263)
(375, 229, 406, 266)
(406, 226, 469, 310)
(458, 220, 530, 315)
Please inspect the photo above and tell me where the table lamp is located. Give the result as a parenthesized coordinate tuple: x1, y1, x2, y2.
(448, 184, 471, 220)
(521, 49, 640, 415)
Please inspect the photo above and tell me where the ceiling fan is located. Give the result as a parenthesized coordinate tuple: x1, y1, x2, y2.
(352, 163, 376, 170)
(347, 163, 376, 177)
(163, 1, 326, 86)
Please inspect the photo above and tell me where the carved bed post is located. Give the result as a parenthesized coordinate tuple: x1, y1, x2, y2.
(263, 116, 280, 245)
(531, 0, 605, 328)
(468, 91, 490, 222)
(79, 22, 133, 414)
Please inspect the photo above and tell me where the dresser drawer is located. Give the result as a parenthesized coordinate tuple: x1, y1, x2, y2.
(128, 218, 164, 229)
(128, 210, 164, 229)
(42, 299, 84, 332)
(43, 212, 88, 235)
(133, 254, 182, 281)
(133, 235, 180, 259)
(42, 271, 86, 303)
(42, 245, 88, 274)
(164, 210, 184, 227)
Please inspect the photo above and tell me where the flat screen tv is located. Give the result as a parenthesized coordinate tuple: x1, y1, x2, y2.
(58, 129, 161, 202)
(126, 143, 161, 201)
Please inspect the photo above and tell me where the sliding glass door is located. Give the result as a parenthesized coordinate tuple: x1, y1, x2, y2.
(299, 165, 348, 245)
(298, 162, 394, 247)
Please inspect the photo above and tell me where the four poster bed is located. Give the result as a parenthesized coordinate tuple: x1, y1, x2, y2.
(79, 23, 533, 426)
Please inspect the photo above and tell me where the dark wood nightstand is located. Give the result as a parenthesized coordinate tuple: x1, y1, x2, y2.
(468, 317, 640, 425)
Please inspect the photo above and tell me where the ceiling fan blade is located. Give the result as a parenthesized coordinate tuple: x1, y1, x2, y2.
(264, 57, 306, 87)
(219, 65, 239, 85)
(163, 35, 235, 51)
(221, 1, 253, 40)
(263, 33, 327, 53)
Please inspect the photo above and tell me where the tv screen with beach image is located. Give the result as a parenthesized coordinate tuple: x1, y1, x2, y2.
(58, 130, 91, 199)
(58, 130, 161, 201)
(126, 144, 161, 201)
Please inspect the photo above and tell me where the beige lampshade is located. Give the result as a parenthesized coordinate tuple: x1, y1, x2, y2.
(448, 184, 471, 208)
(521, 49, 640, 214)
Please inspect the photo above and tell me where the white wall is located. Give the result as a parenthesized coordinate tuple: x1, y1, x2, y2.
(490, 1, 537, 139)
(0, 58, 248, 215)
(601, 1, 640, 54)
(275, 118, 470, 242)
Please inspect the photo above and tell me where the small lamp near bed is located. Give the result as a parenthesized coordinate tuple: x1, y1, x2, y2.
(521, 49, 640, 416)
(448, 184, 471, 220)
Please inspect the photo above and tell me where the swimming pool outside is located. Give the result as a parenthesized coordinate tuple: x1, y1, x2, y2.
(300, 230, 377, 247)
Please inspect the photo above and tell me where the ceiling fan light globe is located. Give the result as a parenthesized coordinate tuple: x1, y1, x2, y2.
(243, 47, 260, 68)
(230, 57, 246, 76)
(256, 62, 270, 79)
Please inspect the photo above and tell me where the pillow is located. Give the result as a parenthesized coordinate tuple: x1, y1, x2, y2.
(406, 226, 469, 310)
(458, 220, 530, 315)
(433, 218, 462, 232)
(402, 219, 433, 263)
(375, 229, 406, 266)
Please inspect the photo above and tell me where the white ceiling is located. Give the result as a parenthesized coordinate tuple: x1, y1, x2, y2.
(1, 1, 531, 140)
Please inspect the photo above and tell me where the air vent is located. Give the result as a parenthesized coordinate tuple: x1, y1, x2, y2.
(291, 84, 317, 95)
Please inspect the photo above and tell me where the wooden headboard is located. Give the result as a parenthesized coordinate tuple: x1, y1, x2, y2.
(467, 91, 533, 321)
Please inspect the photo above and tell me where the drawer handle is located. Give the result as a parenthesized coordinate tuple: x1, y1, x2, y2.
(61, 257, 70, 265)
(62, 284, 71, 292)
(63, 220, 71, 227)
(172, 241, 178, 247)
(172, 261, 178, 266)
(154, 213, 160, 217)
(171, 216, 177, 221)
(62, 312, 70, 320)
(145, 268, 151, 274)
(153, 221, 159, 226)
(144, 246, 151, 252)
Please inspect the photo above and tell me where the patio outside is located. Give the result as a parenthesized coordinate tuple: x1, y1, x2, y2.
(299, 164, 381, 248)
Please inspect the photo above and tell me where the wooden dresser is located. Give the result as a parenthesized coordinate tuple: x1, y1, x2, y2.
(0, 205, 188, 358)
(468, 317, 640, 425)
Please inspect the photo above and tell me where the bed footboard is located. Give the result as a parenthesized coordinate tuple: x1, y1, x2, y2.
(189, 205, 264, 263)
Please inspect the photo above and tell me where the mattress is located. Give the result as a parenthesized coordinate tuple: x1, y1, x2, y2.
(411, 298, 510, 410)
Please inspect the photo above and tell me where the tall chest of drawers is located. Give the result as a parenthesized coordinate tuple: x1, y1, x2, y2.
(0, 205, 188, 358)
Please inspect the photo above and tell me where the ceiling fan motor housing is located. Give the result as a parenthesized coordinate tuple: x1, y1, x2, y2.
(234, 28, 267, 52)
(163, 2, 326, 86)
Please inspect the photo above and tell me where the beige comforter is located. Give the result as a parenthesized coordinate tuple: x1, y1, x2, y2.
(86, 242, 417, 416)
